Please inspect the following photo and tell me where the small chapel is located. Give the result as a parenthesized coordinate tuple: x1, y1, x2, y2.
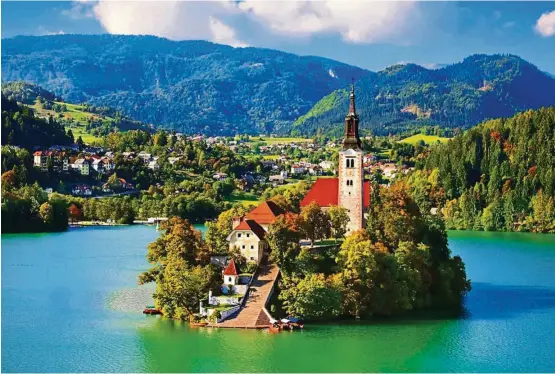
(300, 84, 370, 233)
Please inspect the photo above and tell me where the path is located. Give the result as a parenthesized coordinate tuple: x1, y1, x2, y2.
(214, 263, 279, 329)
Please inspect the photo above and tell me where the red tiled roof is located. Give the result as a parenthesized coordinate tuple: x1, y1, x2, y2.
(235, 219, 266, 240)
(300, 178, 371, 208)
(245, 201, 285, 225)
(363, 180, 370, 208)
(223, 259, 238, 276)
(301, 178, 338, 207)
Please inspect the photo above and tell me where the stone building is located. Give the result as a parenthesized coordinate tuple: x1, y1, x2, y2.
(300, 84, 370, 233)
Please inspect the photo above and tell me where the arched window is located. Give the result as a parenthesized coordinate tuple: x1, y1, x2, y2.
(351, 159, 355, 168)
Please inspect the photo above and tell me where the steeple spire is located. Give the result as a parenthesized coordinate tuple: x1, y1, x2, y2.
(349, 80, 356, 115)
(342, 81, 361, 150)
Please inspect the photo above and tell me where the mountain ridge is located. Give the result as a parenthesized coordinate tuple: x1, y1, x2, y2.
(3, 35, 555, 136)
(1, 34, 370, 135)
(294, 53, 555, 135)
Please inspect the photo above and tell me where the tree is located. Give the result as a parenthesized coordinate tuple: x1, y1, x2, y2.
(139, 217, 218, 319)
(481, 197, 504, 231)
(1, 170, 16, 190)
(328, 205, 349, 241)
(368, 181, 424, 250)
(279, 273, 343, 320)
(67, 128, 74, 143)
(39, 202, 54, 226)
(266, 216, 301, 275)
(298, 201, 330, 245)
(155, 262, 218, 319)
(76, 136, 84, 150)
(335, 230, 379, 317)
(530, 189, 555, 233)
(105, 172, 121, 192)
(205, 205, 249, 254)
(69, 203, 82, 223)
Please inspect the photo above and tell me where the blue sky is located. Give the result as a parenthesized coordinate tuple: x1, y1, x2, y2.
(2, 1, 555, 74)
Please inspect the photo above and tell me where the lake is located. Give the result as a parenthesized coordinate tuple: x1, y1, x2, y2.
(2, 226, 555, 372)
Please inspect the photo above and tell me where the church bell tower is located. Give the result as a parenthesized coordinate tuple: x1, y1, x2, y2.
(338, 84, 364, 232)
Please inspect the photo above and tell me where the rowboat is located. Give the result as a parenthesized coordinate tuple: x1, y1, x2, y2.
(143, 306, 162, 315)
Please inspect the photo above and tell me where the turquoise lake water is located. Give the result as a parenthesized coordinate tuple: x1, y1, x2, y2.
(2, 226, 555, 372)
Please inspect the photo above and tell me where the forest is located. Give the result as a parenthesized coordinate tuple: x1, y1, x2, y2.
(410, 107, 555, 233)
(1, 94, 73, 148)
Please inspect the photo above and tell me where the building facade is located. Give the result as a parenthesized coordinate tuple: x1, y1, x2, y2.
(338, 85, 364, 232)
(300, 84, 369, 233)
(227, 218, 268, 264)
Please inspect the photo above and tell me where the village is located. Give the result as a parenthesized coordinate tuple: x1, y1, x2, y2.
(30, 132, 412, 200)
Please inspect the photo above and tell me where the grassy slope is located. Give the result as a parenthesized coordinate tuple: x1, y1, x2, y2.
(30, 100, 110, 144)
(225, 191, 260, 207)
(245, 136, 313, 145)
(292, 89, 348, 130)
(398, 134, 451, 145)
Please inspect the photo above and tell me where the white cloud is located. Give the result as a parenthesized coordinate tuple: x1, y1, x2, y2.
(68, 0, 419, 47)
(62, 0, 95, 19)
(237, 0, 418, 44)
(535, 10, 555, 37)
(92, 2, 197, 40)
(209, 17, 248, 48)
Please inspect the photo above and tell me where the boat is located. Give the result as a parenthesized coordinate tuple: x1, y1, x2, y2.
(268, 317, 304, 332)
(189, 321, 208, 327)
(268, 324, 281, 333)
(143, 306, 162, 315)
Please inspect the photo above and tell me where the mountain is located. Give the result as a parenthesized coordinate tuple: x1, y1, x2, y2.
(293, 54, 555, 136)
(1, 81, 152, 143)
(1, 34, 370, 135)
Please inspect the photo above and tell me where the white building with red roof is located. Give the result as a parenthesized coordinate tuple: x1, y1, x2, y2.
(222, 259, 239, 286)
(227, 218, 268, 264)
(226, 200, 285, 264)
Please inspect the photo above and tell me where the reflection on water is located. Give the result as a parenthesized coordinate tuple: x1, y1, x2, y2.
(2, 227, 555, 372)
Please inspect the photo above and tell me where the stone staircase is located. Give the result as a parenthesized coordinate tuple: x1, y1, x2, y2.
(214, 263, 279, 329)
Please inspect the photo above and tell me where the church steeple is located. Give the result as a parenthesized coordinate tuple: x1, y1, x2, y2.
(342, 82, 361, 150)
(349, 83, 356, 115)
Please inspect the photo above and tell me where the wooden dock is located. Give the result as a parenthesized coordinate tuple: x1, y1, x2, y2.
(210, 263, 279, 329)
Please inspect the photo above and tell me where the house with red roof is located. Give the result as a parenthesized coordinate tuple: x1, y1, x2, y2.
(33, 150, 68, 171)
(222, 258, 239, 286)
(243, 200, 285, 231)
(225, 200, 285, 264)
(227, 217, 268, 264)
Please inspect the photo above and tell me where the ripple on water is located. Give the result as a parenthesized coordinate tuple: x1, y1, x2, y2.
(107, 284, 156, 313)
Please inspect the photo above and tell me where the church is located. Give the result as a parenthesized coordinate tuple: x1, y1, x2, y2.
(300, 85, 370, 233)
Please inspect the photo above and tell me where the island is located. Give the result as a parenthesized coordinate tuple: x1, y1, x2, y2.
(139, 87, 471, 326)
